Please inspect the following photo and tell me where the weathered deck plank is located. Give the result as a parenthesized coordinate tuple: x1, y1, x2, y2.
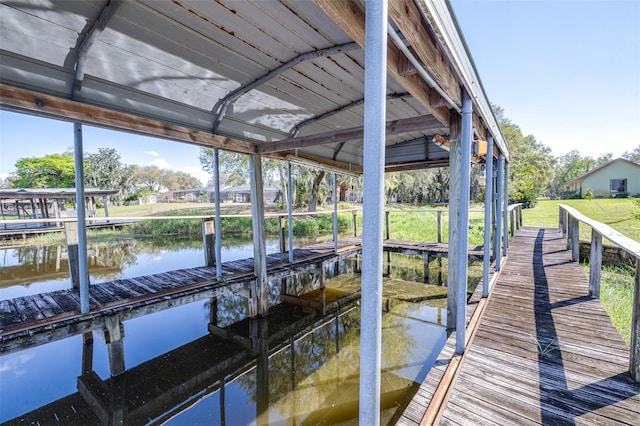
(439, 227, 640, 425)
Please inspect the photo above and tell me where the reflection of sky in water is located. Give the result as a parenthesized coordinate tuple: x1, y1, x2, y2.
(0, 240, 456, 423)
(0, 335, 85, 421)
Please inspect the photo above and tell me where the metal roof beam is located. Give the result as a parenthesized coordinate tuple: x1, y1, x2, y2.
(0, 84, 257, 155)
(212, 41, 360, 133)
(289, 92, 409, 137)
(257, 115, 443, 154)
(70, 0, 123, 101)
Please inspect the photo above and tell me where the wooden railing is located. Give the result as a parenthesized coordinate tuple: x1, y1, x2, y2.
(507, 203, 523, 236)
(558, 204, 640, 382)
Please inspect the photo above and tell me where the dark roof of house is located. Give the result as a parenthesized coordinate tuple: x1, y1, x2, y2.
(0, 188, 118, 199)
(565, 158, 640, 187)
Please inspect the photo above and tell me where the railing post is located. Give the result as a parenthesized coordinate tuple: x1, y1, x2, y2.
(630, 257, 640, 382)
(64, 221, 80, 289)
(559, 205, 564, 234)
(566, 212, 573, 250)
(570, 216, 579, 262)
(589, 229, 602, 298)
(202, 218, 216, 267)
(510, 209, 515, 236)
(352, 210, 358, 237)
(385, 210, 390, 240)
(437, 210, 442, 243)
(279, 215, 286, 253)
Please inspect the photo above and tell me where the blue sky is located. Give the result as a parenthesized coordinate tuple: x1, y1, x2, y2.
(1, 0, 638, 181)
(452, 0, 640, 158)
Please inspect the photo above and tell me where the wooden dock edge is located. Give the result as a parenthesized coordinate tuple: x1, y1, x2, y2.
(420, 257, 507, 425)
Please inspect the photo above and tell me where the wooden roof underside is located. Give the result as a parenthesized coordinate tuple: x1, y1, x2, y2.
(0, 0, 508, 174)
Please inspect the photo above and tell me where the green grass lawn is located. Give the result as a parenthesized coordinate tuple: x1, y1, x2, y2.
(523, 198, 639, 345)
(522, 198, 640, 243)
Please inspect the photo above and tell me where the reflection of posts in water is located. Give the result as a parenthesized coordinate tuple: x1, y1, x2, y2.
(78, 322, 126, 425)
(386, 251, 391, 277)
(438, 257, 443, 286)
(210, 296, 218, 326)
(289, 335, 297, 425)
(335, 310, 340, 353)
(219, 377, 227, 426)
(55, 244, 62, 272)
(104, 315, 125, 377)
(320, 264, 326, 316)
(252, 317, 269, 426)
(82, 331, 93, 375)
(423, 252, 431, 283)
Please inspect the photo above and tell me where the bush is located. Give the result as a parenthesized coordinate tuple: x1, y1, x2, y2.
(511, 190, 537, 208)
(293, 220, 319, 235)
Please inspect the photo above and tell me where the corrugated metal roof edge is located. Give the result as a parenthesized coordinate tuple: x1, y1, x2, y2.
(416, 0, 509, 162)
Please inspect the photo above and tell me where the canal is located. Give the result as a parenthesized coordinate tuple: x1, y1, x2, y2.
(0, 237, 481, 424)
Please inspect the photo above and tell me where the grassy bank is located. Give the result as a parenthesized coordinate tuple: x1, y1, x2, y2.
(373, 203, 487, 246)
(523, 198, 639, 344)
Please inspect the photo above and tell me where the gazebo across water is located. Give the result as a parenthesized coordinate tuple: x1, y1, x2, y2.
(0, 188, 117, 230)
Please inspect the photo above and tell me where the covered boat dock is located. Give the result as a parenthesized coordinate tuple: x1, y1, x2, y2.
(0, 0, 539, 423)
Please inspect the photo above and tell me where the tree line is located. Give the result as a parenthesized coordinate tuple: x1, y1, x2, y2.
(3, 148, 202, 202)
(2, 107, 639, 208)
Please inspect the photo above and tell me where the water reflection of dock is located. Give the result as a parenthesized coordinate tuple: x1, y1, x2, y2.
(0, 238, 482, 353)
(5, 301, 359, 424)
(3, 274, 445, 424)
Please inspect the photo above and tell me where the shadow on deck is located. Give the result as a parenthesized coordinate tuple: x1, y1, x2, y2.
(400, 226, 640, 425)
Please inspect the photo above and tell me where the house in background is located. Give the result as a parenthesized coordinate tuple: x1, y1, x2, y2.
(221, 183, 281, 204)
(565, 158, 640, 198)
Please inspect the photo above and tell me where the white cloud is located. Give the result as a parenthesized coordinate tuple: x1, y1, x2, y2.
(182, 166, 209, 186)
(143, 150, 160, 157)
(0, 353, 34, 377)
(150, 158, 171, 169)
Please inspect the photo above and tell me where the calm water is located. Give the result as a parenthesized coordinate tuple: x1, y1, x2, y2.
(0, 238, 481, 424)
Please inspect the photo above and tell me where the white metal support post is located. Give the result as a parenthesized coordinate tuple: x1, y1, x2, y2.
(214, 148, 222, 280)
(359, 0, 387, 423)
(495, 155, 504, 271)
(333, 172, 338, 252)
(249, 155, 268, 316)
(482, 136, 494, 297)
(503, 161, 509, 256)
(287, 161, 294, 263)
(73, 123, 90, 314)
(447, 90, 473, 354)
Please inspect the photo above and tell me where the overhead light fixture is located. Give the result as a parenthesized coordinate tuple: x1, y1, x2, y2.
(432, 134, 450, 151)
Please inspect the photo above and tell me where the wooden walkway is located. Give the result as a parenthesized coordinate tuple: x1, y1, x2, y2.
(0, 237, 483, 353)
(400, 227, 640, 425)
(0, 240, 359, 351)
